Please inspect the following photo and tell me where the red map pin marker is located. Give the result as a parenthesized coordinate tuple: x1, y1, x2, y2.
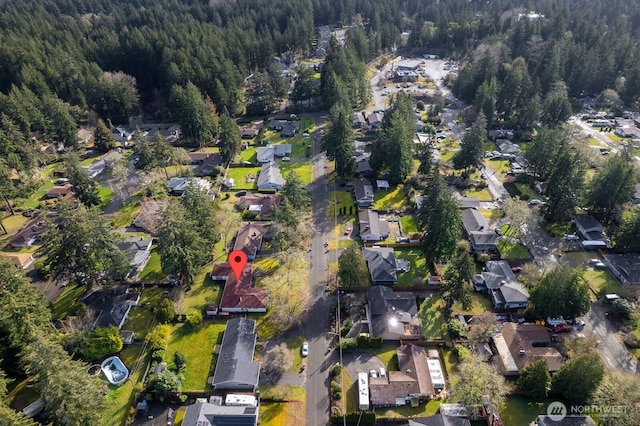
(228, 250, 248, 282)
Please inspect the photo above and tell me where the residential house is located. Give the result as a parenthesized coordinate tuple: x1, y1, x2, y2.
(452, 192, 480, 210)
(280, 121, 299, 137)
(367, 113, 384, 130)
(216, 263, 267, 313)
(574, 214, 608, 242)
(45, 183, 73, 200)
(132, 199, 168, 235)
(235, 194, 281, 218)
(352, 112, 367, 128)
(257, 162, 285, 191)
(603, 254, 640, 285)
(182, 396, 258, 426)
(167, 177, 212, 195)
(369, 371, 422, 408)
(477, 261, 529, 310)
(354, 179, 375, 207)
(394, 70, 419, 82)
(112, 127, 135, 145)
(359, 210, 390, 242)
(496, 139, 520, 155)
(83, 152, 119, 178)
(211, 317, 260, 390)
(408, 404, 471, 426)
(376, 180, 390, 191)
(355, 152, 375, 178)
(362, 247, 400, 284)
(365, 286, 421, 341)
(82, 286, 141, 330)
(492, 322, 563, 376)
(488, 129, 514, 141)
(241, 122, 262, 139)
(461, 209, 499, 252)
(115, 237, 153, 277)
(256, 144, 292, 163)
(233, 221, 270, 261)
(9, 219, 46, 249)
(397, 344, 436, 396)
(1, 252, 35, 269)
(187, 151, 222, 174)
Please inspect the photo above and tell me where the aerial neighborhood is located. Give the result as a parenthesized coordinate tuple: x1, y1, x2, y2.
(1, 1, 640, 426)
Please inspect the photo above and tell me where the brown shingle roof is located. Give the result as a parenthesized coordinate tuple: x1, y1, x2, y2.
(397, 344, 434, 395)
(218, 263, 268, 312)
(496, 323, 563, 374)
(233, 222, 270, 258)
(369, 371, 419, 406)
(235, 194, 281, 217)
(132, 199, 168, 235)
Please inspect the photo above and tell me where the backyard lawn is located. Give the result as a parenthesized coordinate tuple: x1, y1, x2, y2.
(139, 248, 166, 281)
(368, 345, 399, 371)
(399, 215, 419, 234)
(102, 357, 145, 426)
(225, 166, 261, 190)
(498, 240, 532, 260)
(165, 321, 226, 392)
(176, 262, 220, 314)
(110, 200, 141, 228)
(260, 402, 306, 426)
(375, 399, 442, 419)
(395, 248, 429, 286)
(480, 209, 505, 219)
(418, 294, 447, 340)
(451, 291, 493, 315)
(373, 187, 409, 211)
(98, 186, 115, 210)
(50, 283, 86, 320)
(17, 180, 55, 210)
(279, 161, 313, 185)
(463, 187, 493, 201)
(500, 395, 556, 426)
(583, 269, 623, 297)
(239, 145, 258, 162)
(284, 335, 307, 373)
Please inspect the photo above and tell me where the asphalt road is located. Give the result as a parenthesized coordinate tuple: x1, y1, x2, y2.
(304, 114, 341, 426)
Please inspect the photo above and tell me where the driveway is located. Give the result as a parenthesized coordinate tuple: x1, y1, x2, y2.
(583, 300, 639, 373)
(342, 351, 385, 382)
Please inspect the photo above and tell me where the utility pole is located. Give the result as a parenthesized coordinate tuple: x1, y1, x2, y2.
(391, 42, 397, 72)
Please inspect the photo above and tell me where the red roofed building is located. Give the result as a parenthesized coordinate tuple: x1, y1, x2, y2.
(213, 263, 267, 313)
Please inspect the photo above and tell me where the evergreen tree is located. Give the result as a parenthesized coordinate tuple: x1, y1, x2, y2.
(516, 360, 551, 400)
(281, 170, 307, 211)
(218, 114, 241, 164)
(544, 141, 584, 222)
(553, 352, 604, 405)
(442, 241, 474, 312)
(93, 118, 115, 153)
(453, 112, 486, 173)
(614, 209, 640, 253)
(170, 82, 216, 147)
(528, 265, 590, 320)
(588, 155, 637, 223)
(322, 103, 354, 180)
(338, 246, 370, 288)
(65, 152, 101, 207)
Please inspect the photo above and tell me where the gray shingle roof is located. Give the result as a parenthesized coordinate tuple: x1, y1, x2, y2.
(212, 318, 260, 390)
(182, 401, 258, 426)
(363, 247, 397, 283)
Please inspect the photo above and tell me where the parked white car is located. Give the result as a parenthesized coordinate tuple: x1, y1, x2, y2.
(564, 234, 580, 241)
(301, 342, 309, 357)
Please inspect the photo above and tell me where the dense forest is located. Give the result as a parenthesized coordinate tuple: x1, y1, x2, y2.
(2, 0, 640, 169)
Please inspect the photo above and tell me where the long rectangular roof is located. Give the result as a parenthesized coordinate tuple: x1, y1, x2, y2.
(212, 318, 260, 390)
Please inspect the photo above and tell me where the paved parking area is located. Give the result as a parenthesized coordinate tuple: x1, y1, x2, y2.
(341, 350, 385, 381)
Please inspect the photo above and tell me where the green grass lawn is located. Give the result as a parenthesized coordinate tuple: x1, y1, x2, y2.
(400, 215, 419, 234)
(284, 335, 307, 373)
(177, 262, 220, 314)
(139, 247, 166, 281)
(0, 214, 30, 247)
(239, 145, 258, 162)
(418, 295, 447, 340)
(503, 181, 541, 201)
(225, 166, 261, 190)
(327, 191, 357, 220)
(17, 180, 55, 210)
(50, 283, 86, 320)
(102, 346, 146, 426)
(122, 288, 164, 340)
(546, 221, 572, 237)
(500, 395, 556, 426)
(395, 248, 429, 286)
(260, 400, 306, 426)
(342, 369, 356, 414)
(368, 345, 399, 371)
(279, 161, 313, 185)
(451, 291, 493, 315)
(583, 269, 623, 297)
(165, 321, 226, 392)
(375, 399, 442, 419)
(498, 240, 533, 260)
(373, 187, 409, 211)
(463, 187, 493, 201)
(299, 118, 315, 133)
(110, 200, 141, 228)
(262, 129, 313, 158)
(480, 209, 505, 219)
(98, 186, 115, 210)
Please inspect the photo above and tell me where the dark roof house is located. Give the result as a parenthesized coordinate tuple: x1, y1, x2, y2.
(216, 263, 268, 313)
(82, 286, 141, 330)
(212, 318, 260, 390)
(182, 398, 258, 426)
(366, 286, 421, 341)
(480, 261, 529, 310)
(354, 179, 375, 207)
(574, 215, 607, 241)
(132, 199, 168, 235)
(233, 221, 270, 260)
(236, 194, 281, 218)
(115, 237, 153, 277)
(362, 247, 398, 284)
(603, 254, 640, 285)
(257, 162, 285, 191)
(461, 209, 498, 252)
(9, 219, 46, 249)
(359, 210, 390, 242)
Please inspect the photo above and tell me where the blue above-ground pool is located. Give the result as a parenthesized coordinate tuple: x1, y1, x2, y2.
(100, 356, 129, 386)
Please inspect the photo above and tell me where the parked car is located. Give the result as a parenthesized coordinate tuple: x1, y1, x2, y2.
(369, 370, 378, 378)
(379, 367, 387, 378)
(281, 157, 291, 162)
(528, 199, 543, 206)
(301, 342, 309, 357)
(565, 234, 580, 241)
(302, 133, 310, 137)
(344, 226, 352, 236)
(554, 324, 572, 333)
(495, 228, 503, 236)
(511, 266, 523, 274)
(235, 190, 247, 197)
